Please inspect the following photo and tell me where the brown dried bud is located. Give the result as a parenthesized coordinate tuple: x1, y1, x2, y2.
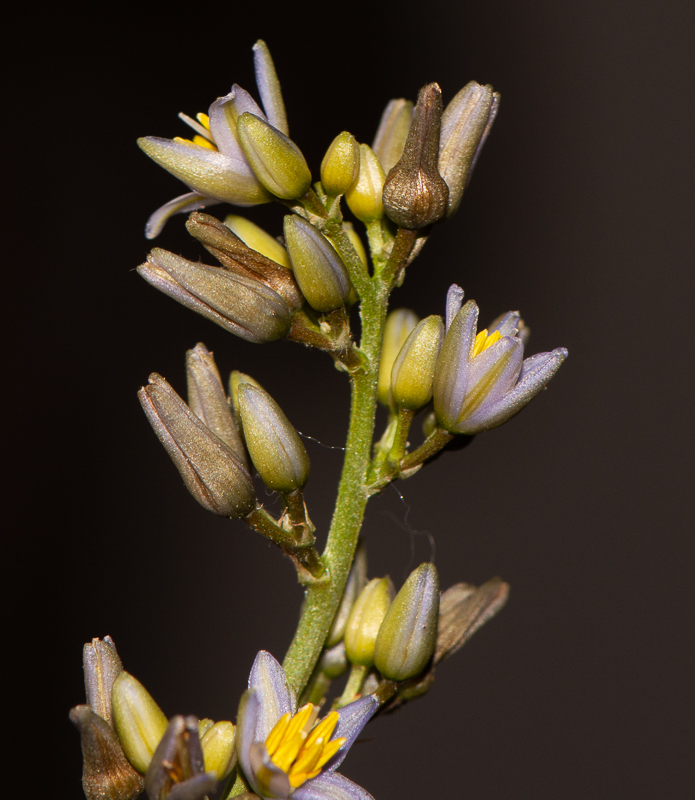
(382, 83, 449, 229)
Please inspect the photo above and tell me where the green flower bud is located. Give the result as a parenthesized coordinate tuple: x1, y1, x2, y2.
(421, 409, 437, 438)
(378, 309, 419, 406)
(283, 215, 351, 312)
(138, 249, 292, 344)
(112, 672, 168, 774)
(326, 540, 367, 647)
(139, 374, 256, 518)
(83, 636, 122, 726)
(345, 144, 385, 223)
(390, 315, 444, 410)
(237, 112, 312, 200)
(229, 371, 264, 420)
(186, 343, 248, 468)
(374, 563, 440, 681)
(320, 132, 360, 196)
(201, 721, 237, 779)
(319, 641, 348, 679)
(70, 705, 144, 800)
(382, 83, 449, 229)
(198, 719, 214, 739)
(343, 222, 368, 268)
(372, 98, 414, 175)
(238, 383, 310, 493)
(186, 213, 302, 312)
(344, 577, 394, 667)
(225, 214, 291, 269)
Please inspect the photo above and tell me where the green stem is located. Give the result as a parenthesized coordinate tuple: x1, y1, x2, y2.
(334, 663, 368, 709)
(282, 281, 388, 697)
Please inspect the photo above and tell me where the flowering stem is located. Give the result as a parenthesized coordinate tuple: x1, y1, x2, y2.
(334, 663, 368, 709)
(399, 428, 454, 471)
(282, 255, 388, 697)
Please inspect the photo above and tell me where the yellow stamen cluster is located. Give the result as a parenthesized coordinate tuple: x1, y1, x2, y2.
(265, 704, 346, 789)
(471, 328, 502, 358)
(174, 112, 218, 151)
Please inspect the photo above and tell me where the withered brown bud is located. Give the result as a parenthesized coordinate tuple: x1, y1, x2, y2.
(382, 83, 449, 229)
(186, 213, 303, 312)
(70, 705, 144, 800)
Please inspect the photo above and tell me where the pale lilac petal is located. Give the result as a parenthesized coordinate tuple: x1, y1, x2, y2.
(167, 773, 218, 800)
(248, 651, 296, 741)
(208, 88, 265, 166)
(293, 772, 375, 800)
(488, 310, 520, 338)
(445, 284, 465, 331)
(253, 40, 289, 135)
(466, 92, 500, 186)
(459, 336, 524, 419)
(248, 741, 292, 799)
(236, 690, 262, 795)
(459, 347, 567, 433)
(433, 299, 478, 429)
(323, 695, 379, 773)
(145, 191, 221, 240)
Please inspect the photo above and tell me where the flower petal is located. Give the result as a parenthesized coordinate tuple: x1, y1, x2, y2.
(248, 741, 292, 799)
(457, 346, 568, 433)
(167, 773, 219, 800)
(433, 299, 478, 429)
(248, 651, 296, 742)
(323, 695, 379, 773)
(445, 284, 464, 332)
(236, 689, 260, 793)
(145, 191, 221, 240)
(253, 40, 289, 135)
(488, 310, 520, 338)
(208, 87, 266, 164)
(293, 772, 375, 800)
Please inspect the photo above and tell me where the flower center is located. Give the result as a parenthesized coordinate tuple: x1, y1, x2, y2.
(470, 328, 502, 358)
(264, 703, 346, 789)
(174, 112, 219, 151)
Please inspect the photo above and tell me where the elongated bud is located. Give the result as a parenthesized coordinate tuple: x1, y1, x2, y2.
(225, 214, 291, 268)
(378, 309, 419, 406)
(139, 374, 256, 518)
(283, 215, 351, 312)
(319, 641, 348, 679)
(374, 563, 440, 681)
(229, 371, 264, 420)
(186, 343, 247, 467)
(321, 132, 360, 196)
(198, 719, 214, 739)
(138, 249, 292, 343)
(237, 113, 312, 199)
(201, 721, 237, 779)
(435, 578, 509, 663)
(84, 636, 122, 726)
(186, 213, 302, 312)
(372, 98, 414, 175)
(344, 577, 394, 667)
(391, 315, 444, 410)
(383, 84, 449, 229)
(326, 540, 368, 647)
(70, 705, 144, 800)
(439, 82, 499, 217)
(345, 144, 385, 223)
(112, 672, 168, 774)
(237, 383, 310, 493)
(253, 39, 288, 135)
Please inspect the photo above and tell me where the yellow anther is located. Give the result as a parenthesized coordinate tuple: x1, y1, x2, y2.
(196, 112, 211, 131)
(265, 712, 291, 757)
(471, 328, 502, 359)
(304, 711, 339, 750)
(314, 737, 346, 769)
(193, 135, 217, 150)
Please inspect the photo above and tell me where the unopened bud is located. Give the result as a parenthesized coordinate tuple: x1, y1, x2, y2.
(225, 214, 291, 269)
(139, 374, 256, 518)
(435, 577, 509, 663)
(138, 249, 292, 343)
(390, 315, 444, 410)
(383, 84, 449, 229)
(372, 98, 414, 175)
(378, 309, 419, 406)
(439, 82, 499, 218)
(344, 577, 394, 667)
(186, 213, 302, 312)
(229, 371, 264, 420)
(237, 112, 312, 200)
(70, 705, 144, 800)
(198, 719, 214, 739)
(283, 215, 351, 312)
(345, 144, 385, 223)
(321, 132, 360, 196)
(343, 222, 368, 268)
(238, 383, 310, 494)
(326, 540, 367, 647)
(201, 721, 237, 779)
(319, 641, 348, 679)
(374, 563, 439, 681)
(112, 672, 168, 774)
(83, 636, 122, 726)
(186, 343, 247, 468)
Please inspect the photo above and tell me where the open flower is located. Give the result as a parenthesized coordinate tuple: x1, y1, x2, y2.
(138, 41, 288, 238)
(433, 285, 567, 434)
(237, 651, 378, 800)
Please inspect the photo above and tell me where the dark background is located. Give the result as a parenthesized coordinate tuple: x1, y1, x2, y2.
(8, 1, 695, 797)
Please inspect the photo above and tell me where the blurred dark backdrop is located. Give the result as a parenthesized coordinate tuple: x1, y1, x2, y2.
(8, 1, 695, 797)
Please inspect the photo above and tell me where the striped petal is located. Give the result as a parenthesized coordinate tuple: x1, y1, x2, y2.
(323, 695, 379, 773)
(253, 40, 288, 135)
(145, 191, 221, 240)
(433, 299, 478, 429)
(248, 651, 296, 742)
(293, 772, 375, 800)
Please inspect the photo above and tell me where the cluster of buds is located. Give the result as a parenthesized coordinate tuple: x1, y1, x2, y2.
(70, 638, 235, 800)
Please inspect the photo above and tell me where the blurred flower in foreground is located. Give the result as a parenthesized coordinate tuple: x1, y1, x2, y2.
(433, 285, 567, 434)
(139, 40, 292, 238)
(237, 651, 378, 800)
